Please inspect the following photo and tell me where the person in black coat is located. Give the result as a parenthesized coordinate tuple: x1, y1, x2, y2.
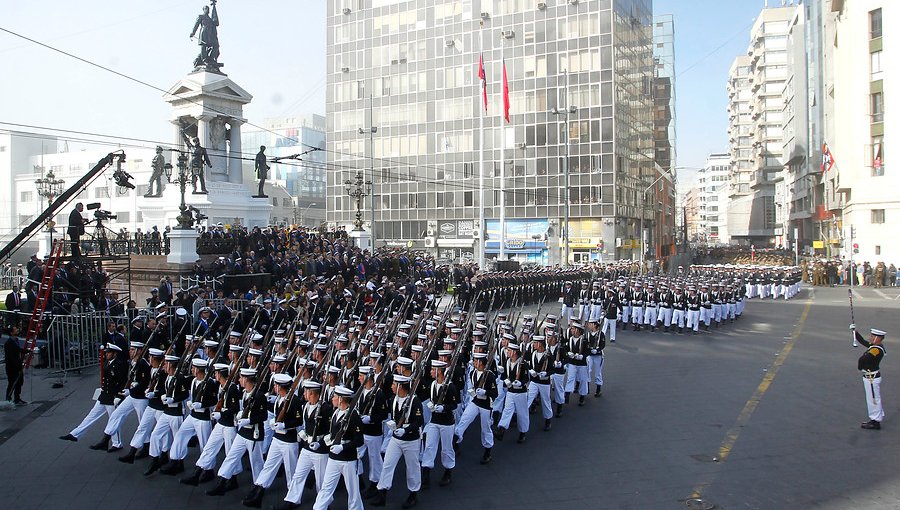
(60, 343, 127, 443)
(4, 324, 25, 404)
(67, 203, 87, 258)
(5, 286, 23, 315)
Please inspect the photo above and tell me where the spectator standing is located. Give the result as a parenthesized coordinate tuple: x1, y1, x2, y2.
(4, 324, 26, 405)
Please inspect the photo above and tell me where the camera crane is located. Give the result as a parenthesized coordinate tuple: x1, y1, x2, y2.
(0, 151, 128, 263)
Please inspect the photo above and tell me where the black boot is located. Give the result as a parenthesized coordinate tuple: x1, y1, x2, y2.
(517, 432, 527, 444)
(198, 469, 215, 484)
(439, 468, 452, 487)
(555, 403, 564, 418)
(544, 419, 552, 431)
(160, 459, 184, 475)
(90, 434, 111, 451)
(143, 456, 162, 476)
(206, 476, 229, 496)
(564, 392, 571, 404)
(181, 467, 203, 486)
(369, 489, 387, 506)
(664, 326, 669, 332)
(594, 385, 602, 397)
(493, 427, 505, 441)
(578, 395, 586, 407)
(480, 447, 492, 465)
(242, 485, 265, 508)
(362, 481, 379, 499)
(402, 491, 418, 509)
(420, 467, 431, 489)
(59, 433, 77, 442)
(679, 327, 684, 334)
(135, 443, 150, 459)
(226, 477, 239, 491)
(118, 446, 137, 464)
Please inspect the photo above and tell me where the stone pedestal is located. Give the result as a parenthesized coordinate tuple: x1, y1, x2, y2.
(36, 230, 59, 258)
(349, 230, 372, 251)
(166, 228, 200, 265)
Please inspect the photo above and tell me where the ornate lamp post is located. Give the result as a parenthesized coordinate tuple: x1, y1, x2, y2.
(164, 152, 195, 230)
(35, 167, 66, 240)
(344, 172, 372, 232)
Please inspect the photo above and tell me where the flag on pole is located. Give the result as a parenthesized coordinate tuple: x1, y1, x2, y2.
(502, 59, 510, 123)
(821, 142, 835, 173)
(478, 53, 487, 112)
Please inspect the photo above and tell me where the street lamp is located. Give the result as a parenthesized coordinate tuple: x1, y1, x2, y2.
(300, 202, 317, 227)
(345, 172, 372, 232)
(359, 96, 378, 244)
(550, 70, 577, 267)
(639, 172, 668, 274)
(164, 152, 195, 230)
(35, 167, 66, 233)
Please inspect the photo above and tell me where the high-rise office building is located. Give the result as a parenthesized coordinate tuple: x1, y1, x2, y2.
(697, 153, 731, 245)
(326, 0, 666, 265)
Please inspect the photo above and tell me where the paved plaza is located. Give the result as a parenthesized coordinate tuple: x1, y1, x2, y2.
(2, 284, 899, 509)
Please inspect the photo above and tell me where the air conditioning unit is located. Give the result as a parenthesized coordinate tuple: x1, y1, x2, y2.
(501, 30, 515, 39)
(426, 228, 435, 236)
(537, 2, 547, 10)
(342, 7, 351, 14)
(480, 12, 491, 19)
(341, 67, 349, 73)
(516, 143, 526, 150)
(568, 0, 579, 5)
(424, 237, 436, 248)
(472, 229, 481, 239)
(445, 40, 455, 47)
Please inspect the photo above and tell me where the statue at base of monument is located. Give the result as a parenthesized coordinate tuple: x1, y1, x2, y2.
(189, 136, 211, 194)
(190, 1, 222, 72)
(145, 146, 166, 197)
(254, 145, 269, 198)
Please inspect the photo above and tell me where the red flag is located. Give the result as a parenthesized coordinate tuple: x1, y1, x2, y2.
(502, 59, 510, 123)
(478, 53, 487, 112)
(821, 142, 835, 173)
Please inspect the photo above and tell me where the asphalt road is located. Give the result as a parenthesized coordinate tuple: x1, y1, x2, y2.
(2, 284, 899, 510)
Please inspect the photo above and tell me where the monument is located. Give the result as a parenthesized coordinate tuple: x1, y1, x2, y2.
(139, 0, 272, 264)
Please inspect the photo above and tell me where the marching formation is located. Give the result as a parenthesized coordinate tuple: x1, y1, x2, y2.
(55, 263, 785, 509)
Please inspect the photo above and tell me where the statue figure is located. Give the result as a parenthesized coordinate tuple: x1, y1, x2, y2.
(190, 1, 221, 71)
(146, 146, 166, 197)
(254, 145, 269, 198)
(188, 136, 211, 194)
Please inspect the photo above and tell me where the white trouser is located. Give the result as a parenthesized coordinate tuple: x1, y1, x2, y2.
(421, 422, 455, 469)
(421, 399, 432, 425)
(169, 415, 212, 460)
(285, 449, 328, 504)
(746, 284, 755, 299)
(263, 411, 274, 453)
(578, 304, 590, 321)
(670, 309, 685, 329)
(526, 382, 552, 419)
(757, 284, 767, 298)
(602, 317, 617, 342)
(129, 408, 162, 448)
(686, 310, 700, 331)
(589, 304, 603, 323)
(498, 390, 529, 433)
(564, 364, 588, 395)
(454, 404, 493, 448)
(256, 438, 298, 489)
(359, 434, 384, 483)
(550, 373, 565, 404)
(658, 307, 672, 327)
(622, 305, 631, 322)
(737, 299, 745, 316)
(149, 413, 183, 457)
(701, 308, 712, 326)
(630, 306, 643, 324)
(218, 435, 264, 480)
(312, 459, 363, 510)
(377, 437, 421, 491)
(864, 376, 885, 422)
(71, 400, 120, 447)
(712, 304, 722, 322)
(726, 303, 736, 319)
(643, 306, 657, 325)
(196, 422, 238, 471)
(103, 396, 148, 446)
(492, 375, 506, 413)
(588, 354, 604, 386)
(560, 304, 573, 322)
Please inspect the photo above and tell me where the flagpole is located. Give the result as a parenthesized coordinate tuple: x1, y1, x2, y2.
(478, 22, 486, 270)
(499, 48, 506, 262)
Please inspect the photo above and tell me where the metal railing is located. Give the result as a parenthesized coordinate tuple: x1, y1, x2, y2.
(180, 275, 223, 292)
(1, 266, 26, 290)
(45, 313, 128, 374)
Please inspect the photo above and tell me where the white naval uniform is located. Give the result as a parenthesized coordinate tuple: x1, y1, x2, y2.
(525, 351, 553, 420)
(377, 396, 422, 492)
(285, 402, 329, 504)
(498, 358, 529, 433)
(255, 396, 299, 489)
(420, 381, 456, 470)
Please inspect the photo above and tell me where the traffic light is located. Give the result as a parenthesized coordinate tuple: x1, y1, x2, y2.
(853, 243, 859, 254)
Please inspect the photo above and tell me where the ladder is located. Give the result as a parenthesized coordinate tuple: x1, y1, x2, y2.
(22, 241, 64, 370)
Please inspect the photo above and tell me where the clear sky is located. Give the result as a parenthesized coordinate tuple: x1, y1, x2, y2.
(0, 0, 769, 171)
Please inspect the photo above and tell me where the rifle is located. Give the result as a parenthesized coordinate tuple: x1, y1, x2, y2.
(212, 307, 263, 412)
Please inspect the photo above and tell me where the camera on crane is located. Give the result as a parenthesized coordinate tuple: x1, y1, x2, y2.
(86, 202, 117, 222)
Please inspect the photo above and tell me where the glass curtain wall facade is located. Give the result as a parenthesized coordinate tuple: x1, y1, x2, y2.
(326, 0, 654, 263)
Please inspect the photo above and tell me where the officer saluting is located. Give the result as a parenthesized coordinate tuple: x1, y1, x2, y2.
(851, 324, 886, 430)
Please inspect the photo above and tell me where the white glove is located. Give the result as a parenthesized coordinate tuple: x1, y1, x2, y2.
(539, 371, 547, 378)
(385, 419, 397, 430)
(299, 431, 310, 442)
(467, 388, 476, 397)
(192, 402, 203, 411)
(309, 441, 320, 450)
(268, 418, 277, 429)
(145, 391, 156, 399)
(130, 382, 139, 389)
(426, 401, 435, 411)
(497, 366, 505, 375)
(849, 324, 856, 331)
(590, 349, 598, 355)
(433, 404, 444, 413)
(528, 369, 538, 378)
(475, 388, 487, 398)
(330, 444, 344, 454)
(162, 396, 172, 405)
(211, 412, 221, 421)
(504, 379, 512, 388)
(274, 422, 286, 433)
(512, 380, 522, 389)
(554, 361, 562, 368)
(238, 418, 251, 428)
(393, 428, 404, 438)
(575, 354, 584, 361)
(362, 415, 372, 425)
(267, 394, 277, 404)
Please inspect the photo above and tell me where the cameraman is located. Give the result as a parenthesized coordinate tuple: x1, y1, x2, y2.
(67, 203, 87, 257)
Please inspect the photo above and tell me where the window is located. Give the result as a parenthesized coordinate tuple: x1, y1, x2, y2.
(872, 209, 885, 224)
(116, 212, 130, 223)
(871, 51, 883, 80)
(20, 191, 33, 202)
(464, 191, 473, 207)
(876, 245, 882, 256)
(95, 187, 109, 198)
(870, 8, 883, 39)
(115, 186, 130, 197)
(871, 92, 884, 123)
(872, 136, 884, 176)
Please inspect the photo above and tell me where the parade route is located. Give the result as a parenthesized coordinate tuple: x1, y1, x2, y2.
(2, 285, 899, 510)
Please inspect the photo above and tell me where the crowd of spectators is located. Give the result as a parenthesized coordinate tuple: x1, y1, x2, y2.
(803, 258, 899, 287)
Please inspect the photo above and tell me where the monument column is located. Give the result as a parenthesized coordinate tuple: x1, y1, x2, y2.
(196, 114, 213, 151)
(228, 119, 243, 184)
